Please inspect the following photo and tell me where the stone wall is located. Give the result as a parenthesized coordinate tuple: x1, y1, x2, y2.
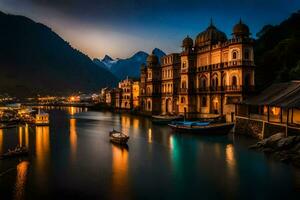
(236, 116, 300, 139)
(235, 116, 263, 139)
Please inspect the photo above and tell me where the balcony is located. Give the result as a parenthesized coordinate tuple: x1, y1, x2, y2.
(180, 88, 188, 94)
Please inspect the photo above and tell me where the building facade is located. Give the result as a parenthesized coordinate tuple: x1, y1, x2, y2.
(140, 20, 255, 120)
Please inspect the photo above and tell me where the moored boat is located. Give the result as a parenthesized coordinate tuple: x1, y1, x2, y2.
(168, 121, 234, 135)
(0, 146, 29, 160)
(109, 129, 129, 145)
(152, 115, 183, 125)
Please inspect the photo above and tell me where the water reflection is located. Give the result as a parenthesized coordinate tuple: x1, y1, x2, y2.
(111, 144, 129, 199)
(13, 161, 30, 200)
(35, 126, 50, 187)
(0, 129, 3, 154)
(70, 118, 77, 161)
(18, 125, 29, 148)
(148, 128, 152, 143)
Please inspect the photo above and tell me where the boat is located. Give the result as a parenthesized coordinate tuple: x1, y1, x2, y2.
(168, 121, 234, 135)
(109, 129, 130, 145)
(0, 121, 19, 129)
(152, 115, 183, 125)
(0, 146, 29, 160)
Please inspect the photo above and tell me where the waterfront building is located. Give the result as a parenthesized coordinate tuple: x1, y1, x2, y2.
(161, 54, 181, 114)
(132, 81, 140, 109)
(100, 87, 110, 103)
(139, 54, 162, 115)
(179, 20, 255, 120)
(114, 88, 122, 108)
(119, 78, 133, 109)
(236, 81, 300, 138)
(140, 20, 255, 120)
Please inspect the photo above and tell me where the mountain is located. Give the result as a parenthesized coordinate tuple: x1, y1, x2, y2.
(255, 10, 300, 89)
(94, 48, 166, 79)
(0, 11, 117, 97)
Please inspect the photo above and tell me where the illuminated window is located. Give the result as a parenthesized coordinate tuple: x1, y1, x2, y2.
(181, 81, 187, 88)
(181, 97, 186, 103)
(182, 62, 186, 68)
(232, 51, 237, 59)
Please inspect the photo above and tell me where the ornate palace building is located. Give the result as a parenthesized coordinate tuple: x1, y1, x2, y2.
(140, 20, 255, 120)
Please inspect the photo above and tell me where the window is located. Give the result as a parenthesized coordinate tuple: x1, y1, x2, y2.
(232, 76, 237, 87)
(147, 101, 151, 110)
(201, 78, 207, 88)
(181, 81, 187, 88)
(181, 97, 186, 104)
(201, 96, 207, 107)
(232, 51, 237, 59)
(182, 62, 186, 68)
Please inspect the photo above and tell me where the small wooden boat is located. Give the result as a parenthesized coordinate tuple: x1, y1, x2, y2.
(168, 121, 234, 135)
(152, 115, 183, 125)
(109, 129, 129, 145)
(0, 146, 29, 160)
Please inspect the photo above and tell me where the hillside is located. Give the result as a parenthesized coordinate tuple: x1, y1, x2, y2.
(255, 10, 300, 89)
(0, 11, 117, 97)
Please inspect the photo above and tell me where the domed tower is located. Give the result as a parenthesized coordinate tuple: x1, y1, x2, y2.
(232, 19, 250, 39)
(143, 51, 162, 114)
(182, 35, 193, 52)
(195, 21, 227, 48)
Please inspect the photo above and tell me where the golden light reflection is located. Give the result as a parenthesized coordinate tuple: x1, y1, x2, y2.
(18, 126, 23, 147)
(14, 161, 30, 200)
(132, 118, 139, 130)
(225, 144, 236, 167)
(25, 124, 29, 148)
(111, 145, 128, 197)
(35, 126, 50, 185)
(148, 128, 152, 143)
(0, 129, 3, 154)
(70, 118, 77, 160)
(169, 135, 174, 150)
(225, 144, 238, 189)
(121, 115, 130, 135)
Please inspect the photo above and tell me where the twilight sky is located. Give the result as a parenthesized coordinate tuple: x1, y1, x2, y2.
(0, 0, 299, 59)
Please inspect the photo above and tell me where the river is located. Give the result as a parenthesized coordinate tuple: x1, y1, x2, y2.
(0, 107, 299, 199)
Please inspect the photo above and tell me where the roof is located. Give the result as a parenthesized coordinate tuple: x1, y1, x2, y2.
(243, 81, 300, 108)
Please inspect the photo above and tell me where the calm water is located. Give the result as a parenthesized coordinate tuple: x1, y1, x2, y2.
(0, 107, 300, 200)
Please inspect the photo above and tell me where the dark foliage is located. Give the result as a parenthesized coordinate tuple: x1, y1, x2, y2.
(0, 11, 117, 97)
(255, 10, 300, 89)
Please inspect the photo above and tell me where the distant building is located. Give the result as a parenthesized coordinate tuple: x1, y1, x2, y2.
(132, 81, 140, 109)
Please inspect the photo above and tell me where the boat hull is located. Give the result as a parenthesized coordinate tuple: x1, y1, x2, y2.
(168, 123, 234, 135)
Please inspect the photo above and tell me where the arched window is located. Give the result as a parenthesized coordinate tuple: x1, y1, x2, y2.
(182, 62, 186, 68)
(147, 87, 151, 94)
(200, 77, 207, 88)
(181, 81, 187, 89)
(181, 97, 186, 104)
(232, 51, 237, 59)
(232, 76, 237, 87)
(212, 76, 218, 88)
(201, 96, 207, 107)
(147, 101, 151, 110)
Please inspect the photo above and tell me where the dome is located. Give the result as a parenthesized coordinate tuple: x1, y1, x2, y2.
(195, 22, 227, 47)
(182, 35, 193, 47)
(146, 53, 158, 64)
(233, 19, 250, 37)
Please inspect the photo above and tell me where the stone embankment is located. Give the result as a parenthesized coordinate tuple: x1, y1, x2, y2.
(249, 133, 300, 167)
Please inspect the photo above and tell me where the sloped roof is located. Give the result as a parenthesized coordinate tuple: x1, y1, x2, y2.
(243, 81, 300, 108)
